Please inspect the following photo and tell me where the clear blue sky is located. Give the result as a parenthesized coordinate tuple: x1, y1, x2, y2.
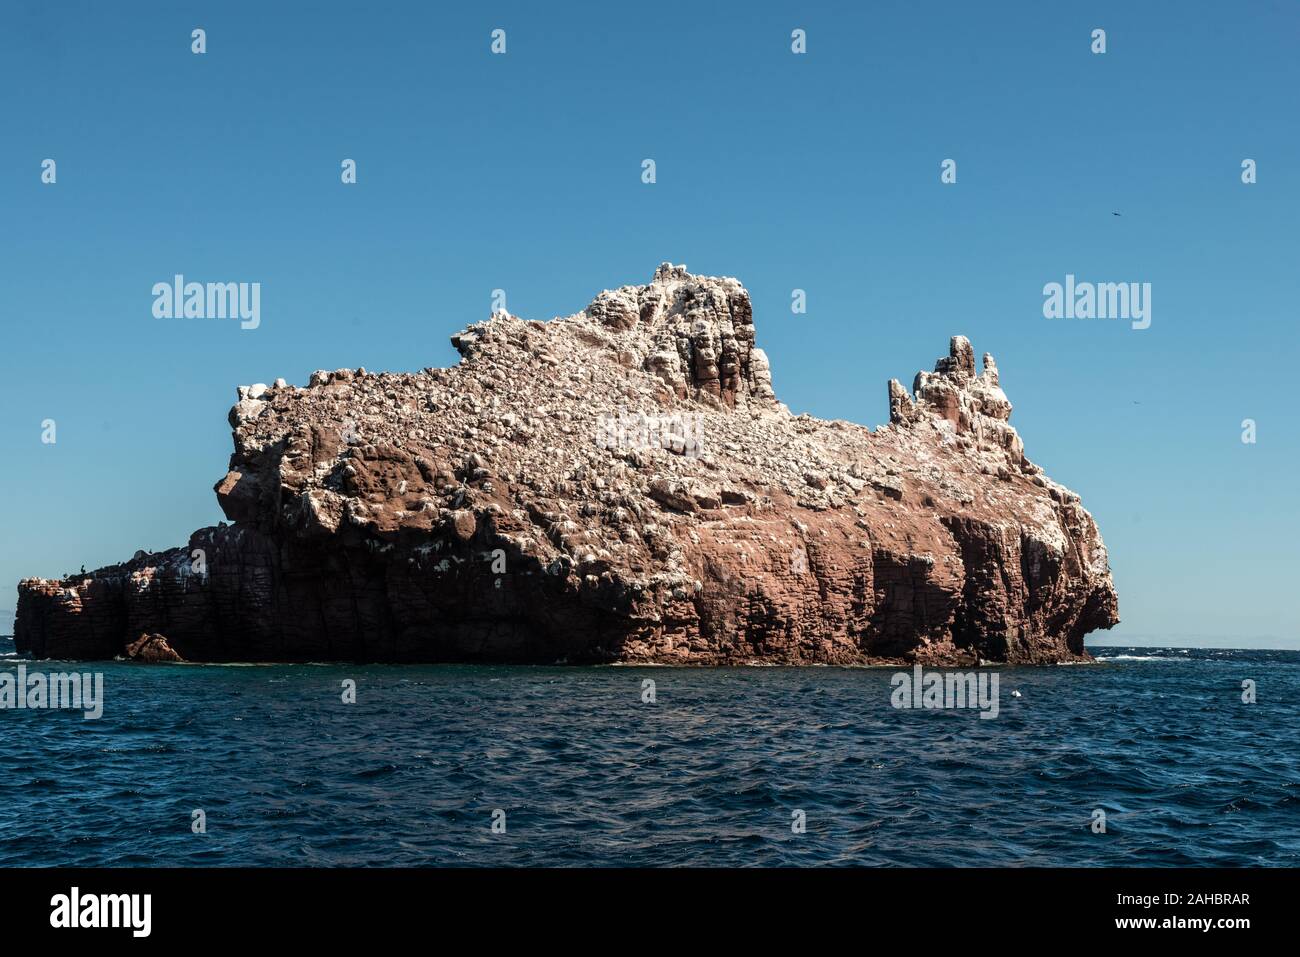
(1, 0, 1296, 646)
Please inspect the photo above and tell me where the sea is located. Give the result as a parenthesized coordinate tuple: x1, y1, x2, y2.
(0, 639, 1295, 867)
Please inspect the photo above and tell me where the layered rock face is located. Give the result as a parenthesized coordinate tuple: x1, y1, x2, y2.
(15, 264, 1118, 664)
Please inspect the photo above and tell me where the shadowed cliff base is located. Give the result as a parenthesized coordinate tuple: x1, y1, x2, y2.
(16, 264, 1118, 664)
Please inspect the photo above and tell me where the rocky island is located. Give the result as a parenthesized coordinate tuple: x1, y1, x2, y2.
(15, 264, 1118, 664)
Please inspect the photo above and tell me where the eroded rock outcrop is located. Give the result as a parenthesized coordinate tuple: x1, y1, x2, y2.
(126, 633, 185, 663)
(15, 264, 1118, 663)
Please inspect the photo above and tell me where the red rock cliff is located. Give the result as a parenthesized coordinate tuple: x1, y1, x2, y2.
(15, 264, 1118, 663)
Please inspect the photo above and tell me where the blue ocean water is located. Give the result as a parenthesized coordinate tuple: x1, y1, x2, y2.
(0, 640, 1294, 867)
